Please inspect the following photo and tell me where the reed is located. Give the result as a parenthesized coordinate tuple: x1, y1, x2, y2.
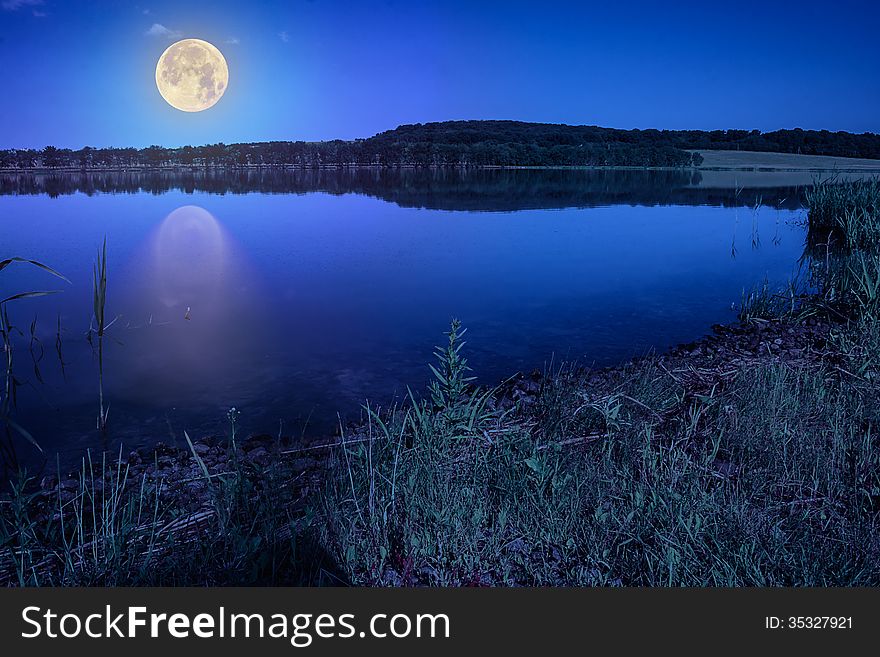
(0, 256, 68, 456)
(92, 238, 109, 432)
(804, 180, 880, 321)
(805, 178, 880, 249)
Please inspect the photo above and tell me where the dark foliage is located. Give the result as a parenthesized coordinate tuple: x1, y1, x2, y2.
(3, 122, 878, 171)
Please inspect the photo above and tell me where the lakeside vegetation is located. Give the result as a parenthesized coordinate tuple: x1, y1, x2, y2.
(3, 121, 880, 170)
(1, 179, 879, 585)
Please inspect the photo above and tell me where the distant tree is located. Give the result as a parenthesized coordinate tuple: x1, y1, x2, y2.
(77, 146, 95, 168)
(179, 145, 196, 165)
(143, 145, 167, 168)
(42, 145, 60, 167)
(16, 149, 37, 168)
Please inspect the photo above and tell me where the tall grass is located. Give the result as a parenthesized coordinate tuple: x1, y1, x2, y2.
(805, 179, 880, 321)
(92, 238, 109, 432)
(318, 319, 880, 586)
(738, 276, 802, 323)
(0, 439, 332, 585)
(0, 256, 68, 458)
(805, 178, 880, 249)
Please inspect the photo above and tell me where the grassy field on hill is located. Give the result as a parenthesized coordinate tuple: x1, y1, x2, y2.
(694, 150, 880, 170)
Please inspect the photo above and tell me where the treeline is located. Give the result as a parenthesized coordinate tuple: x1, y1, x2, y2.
(666, 127, 880, 159)
(0, 136, 698, 170)
(2, 121, 878, 170)
(375, 121, 880, 160)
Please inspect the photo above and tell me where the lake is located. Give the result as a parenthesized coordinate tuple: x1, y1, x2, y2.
(0, 168, 859, 465)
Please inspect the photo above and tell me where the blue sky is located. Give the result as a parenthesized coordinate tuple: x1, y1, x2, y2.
(1, 0, 878, 149)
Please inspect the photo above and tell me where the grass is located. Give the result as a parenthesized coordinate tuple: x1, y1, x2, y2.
(741, 178, 880, 324)
(804, 179, 880, 318)
(693, 150, 880, 171)
(91, 237, 109, 433)
(0, 180, 879, 586)
(805, 178, 879, 231)
(2, 309, 877, 585)
(0, 438, 334, 585)
(737, 277, 802, 324)
(317, 319, 879, 586)
(0, 256, 68, 461)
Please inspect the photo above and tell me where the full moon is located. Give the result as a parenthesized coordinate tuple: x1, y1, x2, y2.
(155, 38, 228, 112)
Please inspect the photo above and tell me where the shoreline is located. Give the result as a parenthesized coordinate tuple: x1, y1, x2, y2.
(3, 163, 880, 174)
(2, 178, 877, 586)
(0, 310, 844, 586)
(20, 313, 839, 486)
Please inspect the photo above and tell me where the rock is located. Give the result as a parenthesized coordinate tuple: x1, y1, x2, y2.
(192, 443, 211, 456)
(247, 447, 271, 465)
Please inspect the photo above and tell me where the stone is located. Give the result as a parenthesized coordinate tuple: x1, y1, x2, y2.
(192, 443, 211, 456)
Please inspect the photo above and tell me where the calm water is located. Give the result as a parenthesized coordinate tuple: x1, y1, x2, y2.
(0, 168, 842, 464)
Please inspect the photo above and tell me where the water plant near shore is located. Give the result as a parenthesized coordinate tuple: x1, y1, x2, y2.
(805, 178, 880, 249)
(0, 257, 68, 461)
(91, 238, 109, 433)
(804, 180, 880, 322)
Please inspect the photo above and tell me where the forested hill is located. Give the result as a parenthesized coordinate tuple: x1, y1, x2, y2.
(362, 121, 697, 167)
(370, 121, 880, 161)
(2, 120, 879, 169)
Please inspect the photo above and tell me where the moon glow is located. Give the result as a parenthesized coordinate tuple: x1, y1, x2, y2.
(155, 39, 228, 112)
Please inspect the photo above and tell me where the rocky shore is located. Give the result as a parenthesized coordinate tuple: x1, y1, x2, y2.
(30, 315, 838, 510)
(1, 311, 858, 586)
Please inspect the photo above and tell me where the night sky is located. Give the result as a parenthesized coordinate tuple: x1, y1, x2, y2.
(1, 0, 878, 149)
